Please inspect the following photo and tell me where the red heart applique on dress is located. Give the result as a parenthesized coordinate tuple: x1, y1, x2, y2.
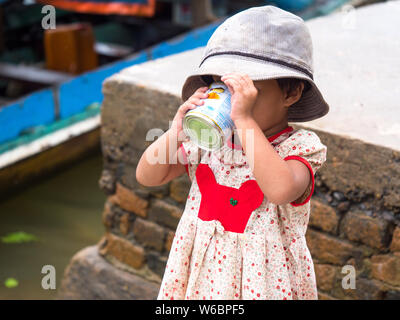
(195, 163, 264, 233)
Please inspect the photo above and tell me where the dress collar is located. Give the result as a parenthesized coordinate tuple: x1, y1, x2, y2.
(208, 125, 295, 167)
(226, 125, 294, 150)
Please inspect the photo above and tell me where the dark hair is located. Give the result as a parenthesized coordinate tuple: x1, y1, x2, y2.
(276, 78, 311, 98)
(200, 75, 214, 85)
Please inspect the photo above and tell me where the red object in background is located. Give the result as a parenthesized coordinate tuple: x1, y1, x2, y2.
(36, 0, 156, 17)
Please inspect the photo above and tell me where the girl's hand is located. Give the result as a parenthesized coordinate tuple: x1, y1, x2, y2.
(170, 86, 209, 142)
(221, 73, 258, 122)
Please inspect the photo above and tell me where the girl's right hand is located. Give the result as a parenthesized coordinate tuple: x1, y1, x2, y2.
(171, 86, 209, 142)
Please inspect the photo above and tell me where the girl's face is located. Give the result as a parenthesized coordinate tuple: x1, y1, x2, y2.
(211, 75, 303, 135)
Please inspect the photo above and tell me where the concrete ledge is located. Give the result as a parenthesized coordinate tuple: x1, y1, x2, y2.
(304, 1, 400, 151)
(57, 245, 160, 300)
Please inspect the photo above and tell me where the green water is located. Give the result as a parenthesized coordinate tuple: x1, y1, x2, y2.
(0, 152, 106, 299)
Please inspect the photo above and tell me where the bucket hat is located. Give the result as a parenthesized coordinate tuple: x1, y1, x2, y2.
(181, 5, 330, 122)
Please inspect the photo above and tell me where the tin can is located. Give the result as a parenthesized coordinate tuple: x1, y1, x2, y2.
(183, 81, 234, 151)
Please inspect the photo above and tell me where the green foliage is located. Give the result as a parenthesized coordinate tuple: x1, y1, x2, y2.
(4, 278, 19, 288)
(1, 231, 38, 244)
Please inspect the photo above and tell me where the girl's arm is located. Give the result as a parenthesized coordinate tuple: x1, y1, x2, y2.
(136, 127, 187, 187)
(136, 86, 209, 187)
(233, 116, 310, 205)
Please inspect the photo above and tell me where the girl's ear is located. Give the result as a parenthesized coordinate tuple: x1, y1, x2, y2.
(284, 82, 304, 107)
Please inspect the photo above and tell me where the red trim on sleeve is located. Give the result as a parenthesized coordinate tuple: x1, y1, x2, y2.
(284, 155, 314, 206)
(179, 144, 189, 176)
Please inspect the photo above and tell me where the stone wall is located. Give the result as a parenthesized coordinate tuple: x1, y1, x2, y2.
(90, 76, 400, 300)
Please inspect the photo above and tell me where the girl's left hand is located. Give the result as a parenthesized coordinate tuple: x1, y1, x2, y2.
(221, 72, 258, 122)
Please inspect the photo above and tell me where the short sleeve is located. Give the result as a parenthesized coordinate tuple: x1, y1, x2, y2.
(279, 129, 327, 206)
(178, 139, 202, 181)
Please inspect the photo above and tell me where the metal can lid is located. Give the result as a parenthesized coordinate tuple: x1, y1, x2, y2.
(183, 114, 223, 151)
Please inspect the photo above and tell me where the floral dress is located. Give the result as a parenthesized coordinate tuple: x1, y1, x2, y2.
(157, 125, 327, 300)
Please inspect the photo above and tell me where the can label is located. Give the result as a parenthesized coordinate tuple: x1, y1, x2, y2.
(183, 82, 234, 150)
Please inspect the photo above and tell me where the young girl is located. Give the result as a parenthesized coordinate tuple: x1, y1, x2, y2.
(136, 5, 329, 300)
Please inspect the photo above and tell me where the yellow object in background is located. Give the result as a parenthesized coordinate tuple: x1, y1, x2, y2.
(44, 23, 98, 75)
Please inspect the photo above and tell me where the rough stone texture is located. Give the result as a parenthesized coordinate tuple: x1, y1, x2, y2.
(390, 227, 400, 252)
(119, 212, 132, 236)
(109, 183, 149, 218)
(98, 169, 116, 195)
(340, 210, 393, 250)
(102, 200, 113, 230)
(57, 245, 159, 300)
(306, 229, 364, 265)
(98, 232, 145, 269)
(164, 230, 175, 252)
(317, 291, 337, 300)
(141, 183, 171, 199)
(337, 201, 351, 214)
(133, 217, 165, 252)
(119, 163, 140, 191)
(314, 263, 338, 292)
(354, 278, 387, 300)
(146, 251, 168, 278)
(385, 290, 400, 300)
(331, 276, 387, 300)
(294, 125, 400, 213)
(101, 81, 182, 166)
(148, 198, 183, 229)
(309, 199, 340, 234)
(169, 175, 191, 203)
(102, 200, 136, 237)
(370, 253, 400, 286)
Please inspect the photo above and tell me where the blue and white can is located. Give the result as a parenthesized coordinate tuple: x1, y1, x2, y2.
(183, 81, 234, 151)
